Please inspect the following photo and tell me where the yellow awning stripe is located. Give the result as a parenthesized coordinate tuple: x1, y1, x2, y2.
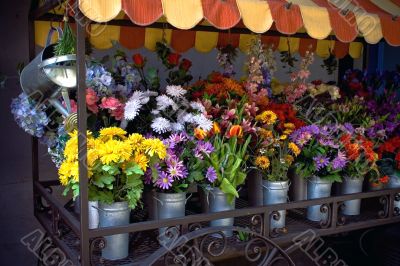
(161, 0, 203, 30)
(79, 0, 121, 23)
(195, 31, 219, 53)
(236, 0, 273, 33)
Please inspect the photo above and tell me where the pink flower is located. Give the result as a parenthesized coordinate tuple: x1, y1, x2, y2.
(241, 118, 256, 134)
(221, 109, 236, 121)
(86, 88, 99, 114)
(99, 97, 122, 110)
(62, 99, 77, 113)
(298, 70, 310, 80)
(110, 104, 125, 120)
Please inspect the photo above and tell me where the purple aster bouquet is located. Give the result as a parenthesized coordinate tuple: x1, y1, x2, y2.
(145, 132, 216, 193)
(290, 124, 347, 182)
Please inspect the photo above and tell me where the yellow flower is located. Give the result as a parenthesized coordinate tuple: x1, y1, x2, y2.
(58, 161, 79, 185)
(133, 152, 149, 171)
(87, 149, 99, 167)
(280, 135, 288, 140)
(286, 154, 294, 165)
(97, 139, 130, 165)
(142, 138, 167, 159)
(99, 127, 127, 140)
(283, 129, 294, 135)
(284, 123, 295, 129)
(289, 142, 301, 156)
(127, 133, 145, 152)
(255, 156, 270, 170)
(256, 111, 278, 125)
(259, 128, 273, 139)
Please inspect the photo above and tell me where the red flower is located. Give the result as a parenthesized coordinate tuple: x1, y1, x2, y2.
(86, 88, 99, 114)
(380, 176, 389, 184)
(167, 53, 181, 66)
(110, 105, 125, 121)
(227, 125, 243, 138)
(132, 54, 145, 68)
(179, 59, 192, 71)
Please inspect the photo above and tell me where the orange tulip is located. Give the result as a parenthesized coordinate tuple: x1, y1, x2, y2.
(212, 122, 221, 135)
(194, 127, 207, 140)
(228, 125, 243, 138)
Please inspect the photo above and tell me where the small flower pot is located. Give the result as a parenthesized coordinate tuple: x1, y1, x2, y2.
(341, 177, 364, 215)
(307, 177, 332, 222)
(263, 180, 289, 230)
(155, 192, 186, 246)
(208, 187, 235, 237)
(99, 202, 130, 260)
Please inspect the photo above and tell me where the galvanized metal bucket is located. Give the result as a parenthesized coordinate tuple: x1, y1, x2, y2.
(88, 201, 99, 229)
(208, 187, 235, 237)
(263, 180, 289, 230)
(307, 177, 332, 222)
(155, 192, 187, 246)
(99, 202, 130, 260)
(247, 169, 264, 206)
(341, 177, 364, 215)
(388, 175, 400, 211)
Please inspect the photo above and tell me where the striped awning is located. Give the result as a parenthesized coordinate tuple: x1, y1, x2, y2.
(76, 0, 400, 46)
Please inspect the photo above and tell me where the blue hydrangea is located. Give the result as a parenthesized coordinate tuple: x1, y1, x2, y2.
(113, 57, 141, 96)
(11, 93, 50, 138)
(86, 64, 114, 97)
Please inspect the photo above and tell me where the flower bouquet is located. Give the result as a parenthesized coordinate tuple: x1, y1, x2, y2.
(377, 136, 400, 189)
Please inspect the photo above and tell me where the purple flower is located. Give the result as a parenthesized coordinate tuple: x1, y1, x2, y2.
(194, 141, 214, 159)
(167, 163, 188, 180)
(290, 125, 320, 147)
(167, 132, 188, 150)
(314, 155, 330, 171)
(318, 138, 339, 149)
(155, 171, 173, 190)
(144, 168, 152, 185)
(343, 123, 354, 134)
(206, 167, 217, 183)
(332, 151, 347, 170)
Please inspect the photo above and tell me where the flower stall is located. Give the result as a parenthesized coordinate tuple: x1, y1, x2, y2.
(16, 0, 400, 265)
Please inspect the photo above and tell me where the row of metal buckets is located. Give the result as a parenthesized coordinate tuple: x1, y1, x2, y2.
(77, 172, 400, 261)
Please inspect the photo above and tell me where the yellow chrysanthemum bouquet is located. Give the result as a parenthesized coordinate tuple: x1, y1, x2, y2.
(253, 110, 301, 181)
(59, 127, 166, 209)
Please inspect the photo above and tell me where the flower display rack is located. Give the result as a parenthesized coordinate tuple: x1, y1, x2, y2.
(34, 179, 400, 265)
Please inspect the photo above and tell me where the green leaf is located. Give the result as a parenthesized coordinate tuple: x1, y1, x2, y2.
(188, 171, 204, 182)
(125, 163, 144, 176)
(220, 178, 239, 200)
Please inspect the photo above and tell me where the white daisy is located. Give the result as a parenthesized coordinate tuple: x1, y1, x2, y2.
(151, 117, 172, 134)
(166, 85, 187, 98)
(156, 95, 176, 111)
(124, 98, 142, 121)
(171, 122, 184, 132)
(151, 110, 160, 115)
(180, 113, 194, 123)
(192, 114, 213, 131)
(190, 101, 206, 113)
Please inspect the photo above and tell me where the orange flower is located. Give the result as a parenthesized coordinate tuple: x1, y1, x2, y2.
(228, 125, 243, 138)
(340, 134, 351, 145)
(212, 122, 221, 135)
(345, 143, 360, 160)
(380, 175, 389, 184)
(194, 127, 207, 140)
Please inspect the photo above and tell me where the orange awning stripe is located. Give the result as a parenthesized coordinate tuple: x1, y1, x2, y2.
(122, 0, 163, 26)
(267, 0, 303, 35)
(202, 0, 241, 30)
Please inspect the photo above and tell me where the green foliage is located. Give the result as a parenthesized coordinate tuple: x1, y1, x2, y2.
(54, 21, 76, 56)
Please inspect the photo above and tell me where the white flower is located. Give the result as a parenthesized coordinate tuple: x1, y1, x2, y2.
(151, 110, 160, 115)
(190, 101, 206, 113)
(124, 98, 142, 121)
(171, 122, 184, 132)
(192, 114, 213, 131)
(151, 117, 172, 134)
(180, 113, 194, 123)
(156, 95, 177, 111)
(166, 85, 187, 98)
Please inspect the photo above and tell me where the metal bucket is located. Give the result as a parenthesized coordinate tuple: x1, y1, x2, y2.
(209, 187, 235, 237)
(88, 201, 99, 229)
(74, 197, 99, 229)
(156, 192, 186, 246)
(99, 202, 130, 260)
(288, 167, 307, 201)
(388, 175, 400, 211)
(247, 169, 264, 206)
(307, 177, 332, 222)
(199, 185, 211, 213)
(263, 180, 289, 230)
(341, 177, 364, 215)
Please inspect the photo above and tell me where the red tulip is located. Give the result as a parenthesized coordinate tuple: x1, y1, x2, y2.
(132, 54, 145, 68)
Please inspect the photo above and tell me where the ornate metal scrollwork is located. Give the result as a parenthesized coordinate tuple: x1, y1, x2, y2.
(319, 204, 332, 228)
(188, 222, 203, 232)
(378, 195, 389, 218)
(250, 214, 264, 234)
(143, 226, 295, 266)
(337, 202, 346, 226)
(269, 211, 288, 238)
(394, 194, 400, 216)
(52, 209, 62, 238)
(89, 237, 106, 265)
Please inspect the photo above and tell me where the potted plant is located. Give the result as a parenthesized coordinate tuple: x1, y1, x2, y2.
(377, 136, 400, 189)
(291, 125, 346, 222)
(59, 127, 166, 260)
(252, 110, 300, 231)
(339, 128, 379, 215)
